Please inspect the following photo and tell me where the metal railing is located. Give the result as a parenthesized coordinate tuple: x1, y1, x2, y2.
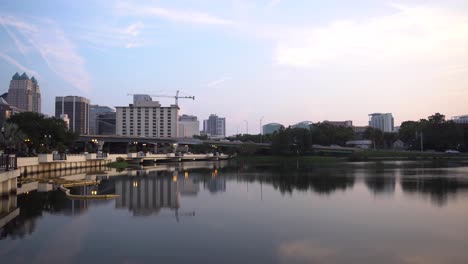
(137, 152, 147, 157)
(0, 155, 17, 171)
(53, 153, 67, 161)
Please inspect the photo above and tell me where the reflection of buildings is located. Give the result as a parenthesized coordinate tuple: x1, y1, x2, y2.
(179, 178, 200, 196)
(205, 177, 226, 193)
(115, 176, 179, 216)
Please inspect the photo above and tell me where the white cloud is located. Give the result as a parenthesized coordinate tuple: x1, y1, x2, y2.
(0, 15, 91, 92)
(115, 2, 236, 26)
(274, 5, 468, 68)
(205, 78, 230, 87)
(0, 52, 40, 77)
(123, 22, 144, 37)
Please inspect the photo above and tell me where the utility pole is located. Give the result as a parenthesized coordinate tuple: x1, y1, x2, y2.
(260, 116, 264, 144)
(420, 131, 424, 152)
(244, 120, 249, 135)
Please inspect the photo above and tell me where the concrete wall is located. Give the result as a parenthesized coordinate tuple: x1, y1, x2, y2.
(19, 159, 110, 176)
(0, 170, 19, 196)
(17, 157, 39, 167)
(67, 154, 86, 162)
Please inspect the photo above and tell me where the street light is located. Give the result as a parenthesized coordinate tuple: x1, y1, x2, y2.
(244, 120, 249, 135)
(260, 116, 264, 143)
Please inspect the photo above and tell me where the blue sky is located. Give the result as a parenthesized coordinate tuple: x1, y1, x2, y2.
(1, 0, 468, 135)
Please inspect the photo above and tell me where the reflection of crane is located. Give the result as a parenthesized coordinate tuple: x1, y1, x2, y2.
(127, 90, 195, 106)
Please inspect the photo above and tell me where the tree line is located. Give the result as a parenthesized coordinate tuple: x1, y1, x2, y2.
(229, 113, 466, 155)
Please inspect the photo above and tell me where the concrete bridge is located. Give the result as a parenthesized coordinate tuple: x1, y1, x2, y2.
(77, 135, 271, 148)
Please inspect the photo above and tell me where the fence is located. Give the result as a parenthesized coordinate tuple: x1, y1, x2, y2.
(0, 155, 17, 171)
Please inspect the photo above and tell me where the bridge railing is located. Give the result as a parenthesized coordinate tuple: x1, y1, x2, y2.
(0, 155, 17, 171)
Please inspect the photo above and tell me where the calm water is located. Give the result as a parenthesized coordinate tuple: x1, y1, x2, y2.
(1, 160, 468, 264)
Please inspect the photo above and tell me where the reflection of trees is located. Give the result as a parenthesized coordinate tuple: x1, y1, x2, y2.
(231, 165, 356, 195)
(401, 177, 468, 206)
(365, 174, 396, 195)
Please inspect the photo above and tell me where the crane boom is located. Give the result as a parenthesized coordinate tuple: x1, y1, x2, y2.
(127, 90, 195, 106)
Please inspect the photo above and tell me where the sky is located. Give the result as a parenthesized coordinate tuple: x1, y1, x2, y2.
(0, 0, 468, 135)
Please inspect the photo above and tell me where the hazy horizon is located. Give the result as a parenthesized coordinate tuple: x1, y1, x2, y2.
(1, 0, 467, 135)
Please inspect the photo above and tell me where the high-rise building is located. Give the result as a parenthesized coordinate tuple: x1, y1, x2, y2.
(89, 105, 114, 134)
(96, 112, 116, 135)
(178, 115, 200, 138)
(453, 115, 468, 124)
(263, 123, 284, 134)
(55, 96, 90, 134)
(116, 95, 178, 138)
(368, 113, 394, 133)
(7, 72, 41, 113)
(203, 114, 226, 137)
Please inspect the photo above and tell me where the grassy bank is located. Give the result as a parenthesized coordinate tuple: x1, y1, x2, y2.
(349, 150, 468, 161)
(235, 156, 343, 163)
(107, 161, 129, 169)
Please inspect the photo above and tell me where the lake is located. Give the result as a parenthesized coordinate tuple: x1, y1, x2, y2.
(1, 160, 468, 264)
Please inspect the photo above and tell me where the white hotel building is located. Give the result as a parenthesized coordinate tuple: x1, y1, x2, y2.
(116, 95, 179, 138)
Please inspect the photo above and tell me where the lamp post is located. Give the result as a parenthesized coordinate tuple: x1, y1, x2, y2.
(44, 134, 51, 152)
(260, 116, 264, 144)
(244, 120, 249, 135)
(1, 126, 5, 154)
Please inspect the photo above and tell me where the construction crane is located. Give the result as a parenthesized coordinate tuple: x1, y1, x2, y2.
(127, 90, 195, 106)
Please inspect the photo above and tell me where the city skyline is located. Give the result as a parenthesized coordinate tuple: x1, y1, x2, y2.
(1, 1, 468, 135)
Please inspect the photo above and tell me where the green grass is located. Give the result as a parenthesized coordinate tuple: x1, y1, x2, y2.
(106, 161, 129, 169)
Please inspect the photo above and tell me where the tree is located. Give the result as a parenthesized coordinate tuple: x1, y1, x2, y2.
(0, 123, 26, 153)
(8, 112, 78, 153)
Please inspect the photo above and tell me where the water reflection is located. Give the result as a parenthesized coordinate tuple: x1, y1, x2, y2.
(1, 161, 468, 241)
(114, 174, 179, 216)
(401, 176, 468, 206)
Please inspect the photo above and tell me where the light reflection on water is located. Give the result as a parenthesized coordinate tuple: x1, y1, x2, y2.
(1, 160, 468, 264)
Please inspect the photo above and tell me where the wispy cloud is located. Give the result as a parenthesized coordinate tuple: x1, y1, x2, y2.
(0, 15, 91, 92)
(122, 21, 144, 37)
(115, 2, 236, 26)
(205, 78, 230, 87)
(274, 5, 468, 68)
(0, 52, 40, 77)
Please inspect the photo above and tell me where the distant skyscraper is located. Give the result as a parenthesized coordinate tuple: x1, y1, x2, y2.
(368, 113, 394, 132)
(263, 123, 284, 134)
(96, 112, 116, 135)
(55, 96, 90, 134)
(89, 105, 114, 134)
(133, 94, 153, 105)
(7, 72, 41, 113)
(203, 114, 226, 137)
(178, 115, 200, 138)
